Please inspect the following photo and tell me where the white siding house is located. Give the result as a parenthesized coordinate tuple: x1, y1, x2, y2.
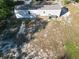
(14, 4, 62, 19)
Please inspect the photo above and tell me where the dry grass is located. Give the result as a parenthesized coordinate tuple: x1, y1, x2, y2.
(64, 3, 79, 59)
(30, 20, 67, 58)
(65, 3, 79, 45)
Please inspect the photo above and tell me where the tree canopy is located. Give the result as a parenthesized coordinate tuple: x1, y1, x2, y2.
(0, 0, 14, 20)
(75, 0, 79, 2)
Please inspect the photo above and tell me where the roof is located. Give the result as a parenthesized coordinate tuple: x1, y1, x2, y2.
(38, 4, 62, 10)
(14, 10, 36, 18)
(14, 3, 63, 19)
(15, 4, 62, 10)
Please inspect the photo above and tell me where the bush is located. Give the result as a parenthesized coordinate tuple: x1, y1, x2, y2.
(75, 0, 79, 3)
(0, 0, 15, 20)
(64, 0, 70, 4)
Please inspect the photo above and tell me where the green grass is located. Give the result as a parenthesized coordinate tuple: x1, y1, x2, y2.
(65, 40, 79, 59)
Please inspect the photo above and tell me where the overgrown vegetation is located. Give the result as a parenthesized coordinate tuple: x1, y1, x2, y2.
(75, 0, 79, 2)
(0, 0, 15, 20)
(64, 0, 79, 4)
(0, 0, 15, 34)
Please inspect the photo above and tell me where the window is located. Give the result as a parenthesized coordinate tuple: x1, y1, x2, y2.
(28, 11, 31, 14)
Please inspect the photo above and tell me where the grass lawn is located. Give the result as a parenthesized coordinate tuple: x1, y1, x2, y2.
(65, 40, 79, 59)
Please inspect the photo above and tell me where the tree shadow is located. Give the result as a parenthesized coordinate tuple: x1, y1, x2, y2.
(13, 18, 48, 59)
(59, 52, 70, 59)
(0, 18, 48, 59)
(16, 18, 48, 46)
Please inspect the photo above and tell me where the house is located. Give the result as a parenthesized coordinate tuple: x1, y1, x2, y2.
(14, 0, 68, 19)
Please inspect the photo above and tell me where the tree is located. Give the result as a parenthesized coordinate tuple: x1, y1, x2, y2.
(0, 0, 15, 20)
(75, 0, 79, 2)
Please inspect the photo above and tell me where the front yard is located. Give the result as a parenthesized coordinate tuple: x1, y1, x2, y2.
(28, 3, 79, 59)
(64, 3, 79, 59)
